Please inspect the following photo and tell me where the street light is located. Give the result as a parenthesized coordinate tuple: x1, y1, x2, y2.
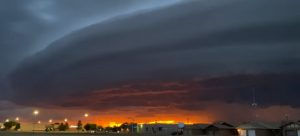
(5, 119, 9, 122)
(33, 110, 39, 116)
(83, 113, 90, 125)
(64, 118, 68, 122)
(33, 110, 39, 132)
(15, 117, 19, 121)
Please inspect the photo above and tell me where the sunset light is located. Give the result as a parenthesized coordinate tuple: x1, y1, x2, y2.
(109, 122, 122, 127)
(0, 0, 299, 136)
(148, 120, 175, 124)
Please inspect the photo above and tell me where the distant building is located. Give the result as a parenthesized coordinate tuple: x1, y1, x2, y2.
(11, 122, 46, 131)
(281, 122, 300, 136)
(237, 122, 280, 136)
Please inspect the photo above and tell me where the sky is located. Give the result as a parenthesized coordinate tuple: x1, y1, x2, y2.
(0, 0, 300, 126)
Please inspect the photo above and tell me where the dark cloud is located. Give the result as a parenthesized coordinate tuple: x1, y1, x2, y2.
(36, 74, 295, 111)
(7, 73, 296, 124)
(0, 0, 177, 70)
(0, 0, 297, 124)
(9, 0, 300, 105)
(0, 0, 179, 98)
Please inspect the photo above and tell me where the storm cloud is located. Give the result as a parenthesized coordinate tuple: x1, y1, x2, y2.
(0, 0, 178, 97)
(10, 0, 300, 101)
(2, 0, 300, 123)
(0, 0, 178, 68)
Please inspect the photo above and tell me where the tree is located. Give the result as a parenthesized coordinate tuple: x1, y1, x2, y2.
(77, 120, 83, 131)
(84, 123, 90, 131)
(120, 122, 129, 130)
(105, 126, 113, 132)
(112, 126, 121, 132)
(58, 123, 68, 131)
(3, 121, 17, 130)
(14, 123, 21, 131)
(84, 123, 97, 131)
(58, 123, 65, 131)
(65, 122, 69, 130)
(97, 125, 103, 131)
(104, 126, 121, 132)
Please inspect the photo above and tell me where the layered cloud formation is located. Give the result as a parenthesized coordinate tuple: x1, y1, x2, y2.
(6, 0, 300, 123)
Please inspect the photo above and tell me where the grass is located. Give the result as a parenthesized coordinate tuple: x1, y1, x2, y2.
(0, 132, 166, 136)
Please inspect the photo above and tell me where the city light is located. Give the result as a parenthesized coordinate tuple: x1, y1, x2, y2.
(33, 110, 39, 115)
(64, 118, 68, 122)
(70, 125, 78, 128)
(84, 113, 89, 117)
(38, 121, 41, 124)
(15, 117, 19, 121)
(5, 119, 9, 122)
(49, 119, 53, 123)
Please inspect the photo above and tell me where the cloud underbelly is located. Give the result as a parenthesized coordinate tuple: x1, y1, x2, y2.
(8, 0, 300, 108)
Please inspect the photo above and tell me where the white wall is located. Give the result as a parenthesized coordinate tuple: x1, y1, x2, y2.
(248, 130, 256, 136)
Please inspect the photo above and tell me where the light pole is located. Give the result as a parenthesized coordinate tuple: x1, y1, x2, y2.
(15, 117, 20, 130)
(84, 113, 89, 125)
(33, 110, 39, 132)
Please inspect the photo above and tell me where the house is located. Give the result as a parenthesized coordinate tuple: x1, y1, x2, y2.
(236, 122, 280, 136)
(205, 122, 238, 136)
(281, 122, 300, 136)
(184, 123, 210, 135)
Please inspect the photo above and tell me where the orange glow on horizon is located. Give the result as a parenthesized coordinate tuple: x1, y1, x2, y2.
(102, 119, 205, 127)
(108, 122, 122, 127)
(148, 120, 175, 124)
(12, 112, 212, 127)
(86, 113, 212, 127)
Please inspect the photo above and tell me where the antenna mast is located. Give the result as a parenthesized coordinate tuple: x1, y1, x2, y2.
(251, 88, 258, 120)
(251, 89, 258, 108)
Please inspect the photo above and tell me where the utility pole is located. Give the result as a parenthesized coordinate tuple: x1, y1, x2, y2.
(251, 89, 258, 121)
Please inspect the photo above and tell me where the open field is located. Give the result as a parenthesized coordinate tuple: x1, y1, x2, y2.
(0, 132, 168, 136)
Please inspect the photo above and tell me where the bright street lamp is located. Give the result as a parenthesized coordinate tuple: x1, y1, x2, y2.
(33, 110, 39, 115)
(15, 117, 19, 121)
(33, 110, 39, 132)
(64, 118, 68, 122)
(49, 119, 53, 123)
(5, 119, 9, 122)
(84, 113, 89, 117)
